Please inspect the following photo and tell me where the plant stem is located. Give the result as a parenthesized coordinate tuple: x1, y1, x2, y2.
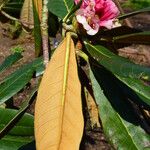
(1, 10, 19, 21)
(41, 0, 50, 67)
(114, 0, 133, 27)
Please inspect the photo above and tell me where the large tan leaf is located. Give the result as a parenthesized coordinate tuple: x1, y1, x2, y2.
(35, 33, 84, 150)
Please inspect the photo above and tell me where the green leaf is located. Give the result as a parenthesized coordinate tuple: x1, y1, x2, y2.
(90, 26, 141, 50)
(0, 57, 43, 105)
(47, 0, 74, 19)
(94, 26, 141, 39)
(89, 65, 150, 149)
(118, 7, 150, 20)
(35, 61, 44, 77)
(113, 31, 150, 45)
(0, 108, 34, 136)
(62, 0, 82, 22)
(0, 87, 37, 138)
(115, 76, 150, 106)
(0, 108, 34, 150)
(85, 42, 150, 80)
(0, 68, 33, 105)
(0, 53, 22, 73)
(0, 135, 34, 150)
(48, 12, 59, 37)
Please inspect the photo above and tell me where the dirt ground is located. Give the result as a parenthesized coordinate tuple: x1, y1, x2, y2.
(0, 7, 150, 150)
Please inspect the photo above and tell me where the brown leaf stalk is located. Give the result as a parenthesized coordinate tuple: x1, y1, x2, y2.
(41, 0, 50, 67)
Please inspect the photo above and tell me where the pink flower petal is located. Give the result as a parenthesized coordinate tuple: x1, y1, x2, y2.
(100, 0, 120, 21)
(74, 0, 120, 35)
(76, 15, 87, 24)
(100, 19, 114, 29)
(87, 23, 99, 35)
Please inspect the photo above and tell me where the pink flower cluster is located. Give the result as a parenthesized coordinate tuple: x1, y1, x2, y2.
(75, 0, 120, 35)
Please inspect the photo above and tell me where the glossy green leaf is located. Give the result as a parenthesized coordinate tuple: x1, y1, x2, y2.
(93, 26, 141, 39)
(90, 26, 141, 50)
(0, 107, 34, 150)
(113, 31, 150, 45)
(62, 0, 82, 22)
(35, 62, 44, 77)
(0, 108, 34, 136)
(0, 57, 43, 105)
(85, 42, 150, 80)
(115, 76, 150, 106)
(0, 68, 33, 105)
(0, 87, 37, 138)
(1, 59, 43, 86)
(1, 57, 43, 84)
(118, 7, 150, 20)
(0, 135, 34, 150)
(0, 53, 22, 73)
(47, 0, 74, 19)
(89, 65, 150, 149)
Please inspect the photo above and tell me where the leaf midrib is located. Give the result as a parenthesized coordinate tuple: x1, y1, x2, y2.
(58, 32, 72, 149)
(0, 61, 42, 103)
(86, 42, 111, 58)
(116, 75, 150, 102)
(0, 124, 33, 130)
(63, 0, 69, 12)
(0, 70, 33, 104)
(117, 113, 139, 150)
(2, 135, 33, 143)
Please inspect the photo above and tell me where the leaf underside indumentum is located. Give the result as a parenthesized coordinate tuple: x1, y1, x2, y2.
(35, 33, 84, 150)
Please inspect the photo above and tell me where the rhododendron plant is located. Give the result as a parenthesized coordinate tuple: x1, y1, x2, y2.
(75, 0, 120, 35)
(1, 0, 150, 149)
